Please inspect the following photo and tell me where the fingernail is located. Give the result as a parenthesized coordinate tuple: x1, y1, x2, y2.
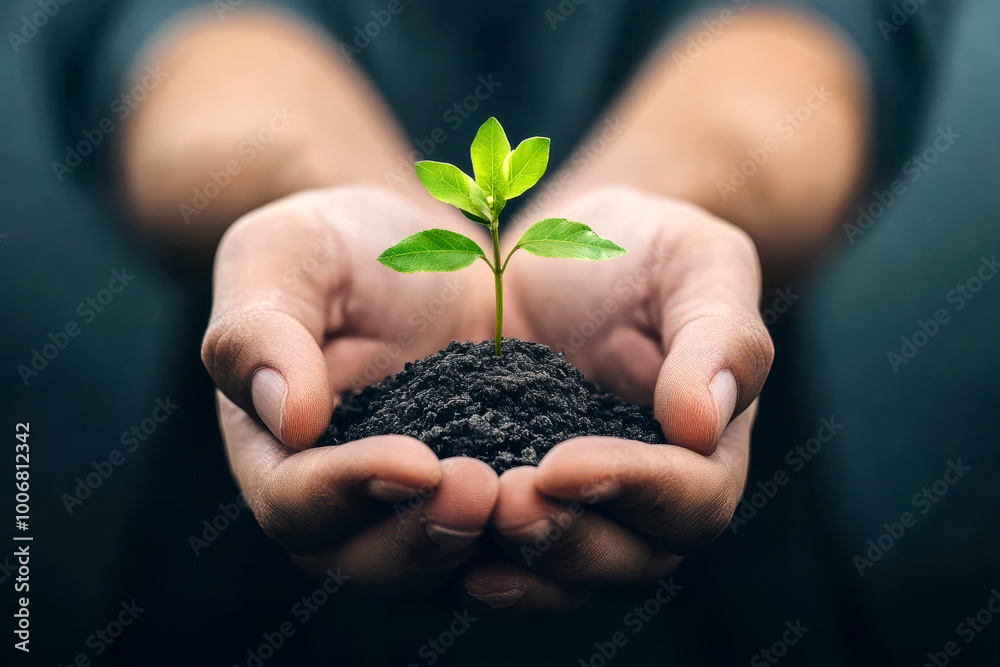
(366, 479, 421, 503)
(468, 589, 526, 609)
(426, 524, 482, 552)
(515, 519, 556, 542)
(507, 512, 573, 542)
(709, 370, 738, 439)
(251, 368, 286, 440)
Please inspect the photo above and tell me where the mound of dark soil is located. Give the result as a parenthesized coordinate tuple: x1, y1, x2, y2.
(318, 339, 666, 473)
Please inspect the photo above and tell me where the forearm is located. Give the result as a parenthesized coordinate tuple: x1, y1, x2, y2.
(117, 8, 428, 253)
(522, 8, 870, 279)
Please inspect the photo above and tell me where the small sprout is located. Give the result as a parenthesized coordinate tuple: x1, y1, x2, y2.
(378, 117, 625, 356)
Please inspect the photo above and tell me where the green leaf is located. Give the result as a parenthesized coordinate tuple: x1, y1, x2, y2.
(503, 137, 550, 198)
(470, 117, 510, 213)
(378, 229, 487, 273)
(461, 210, 491, 226)
(415, 161, 491, 221)
(514, 218, 626, 261)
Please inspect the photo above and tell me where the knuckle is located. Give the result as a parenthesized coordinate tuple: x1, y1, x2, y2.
(532, 529, 598, 578)
(254, 483, 299, 551)
(396, 511, 430, 550)
(661, 485, 740, 555)
(736, 315, 775, 391)
(628, 455, 741, 555)
(254, 472, 328, 556)
(698, 485, 743, 545)
(201, 312, 251, 389)
(724, 222, 760, 263)
(213, 204, 274, 263)
(700, 214, 762, 273)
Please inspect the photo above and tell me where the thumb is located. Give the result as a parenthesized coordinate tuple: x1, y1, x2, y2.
(651, 217, 773, 455)
(202, 196, 342, 449)
(204, 310, 332, 450)
(654, 308, 773, 455)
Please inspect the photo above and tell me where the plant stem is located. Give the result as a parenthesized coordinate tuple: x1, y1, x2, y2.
(490, 220, 503, 356)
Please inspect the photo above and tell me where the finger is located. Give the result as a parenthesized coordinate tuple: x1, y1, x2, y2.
(203, 194, 345, 448)
(464, 558, 589, 610)
(221, 393, 500, 585)
(652, 218, 773, 455)
(490, 467, 681, 583)
(312, 457, 500, 588)
(220, 391, 442, 551)
(535, 401, 756, 554)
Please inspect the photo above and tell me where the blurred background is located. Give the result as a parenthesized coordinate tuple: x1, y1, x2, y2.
(2, 0, 998, 665)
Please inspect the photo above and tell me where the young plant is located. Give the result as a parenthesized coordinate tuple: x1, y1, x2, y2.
(378, 117, 625, 356)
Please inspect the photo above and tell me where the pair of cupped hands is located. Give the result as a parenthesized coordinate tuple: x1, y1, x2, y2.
(201, 184, 773, 609)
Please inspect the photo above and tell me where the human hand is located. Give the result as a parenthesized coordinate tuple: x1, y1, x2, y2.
(202, 186, 499, 589)
(465, 187, 773, 608)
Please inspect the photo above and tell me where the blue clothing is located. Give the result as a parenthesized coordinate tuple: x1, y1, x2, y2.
(1, 0, 995, 664)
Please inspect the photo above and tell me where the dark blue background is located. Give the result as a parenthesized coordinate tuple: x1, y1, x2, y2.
(1, 0, 996, 665)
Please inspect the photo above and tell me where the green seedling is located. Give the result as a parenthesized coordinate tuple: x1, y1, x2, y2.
(378, 117, 625, 356)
